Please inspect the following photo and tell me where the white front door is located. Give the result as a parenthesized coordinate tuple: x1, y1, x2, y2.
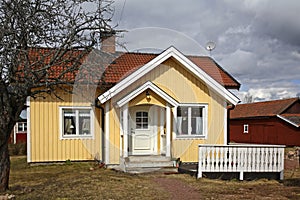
(129, 105, 156, 155)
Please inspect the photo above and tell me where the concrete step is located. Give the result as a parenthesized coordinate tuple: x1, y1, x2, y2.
(126, 155, 172, 162)
(126, 167, 178, 174)
(125, 160, 175, 168)
(121, 156, 178, 174)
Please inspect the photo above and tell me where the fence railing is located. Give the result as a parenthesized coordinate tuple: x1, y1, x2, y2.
(198, 144, 285, 180)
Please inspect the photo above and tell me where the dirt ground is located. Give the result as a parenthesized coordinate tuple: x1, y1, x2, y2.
(151, 158, 300, 200)
(153, 177, 202, 199)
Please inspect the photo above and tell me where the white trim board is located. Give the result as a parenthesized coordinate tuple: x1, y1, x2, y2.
(26, 96, 31, 163)
(98, 46, 240, 105)
(277, 115, 299, 127)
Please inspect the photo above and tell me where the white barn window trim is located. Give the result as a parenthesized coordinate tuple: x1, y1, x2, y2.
(243, 124, 249, 133)
(59, 107, 94, 139)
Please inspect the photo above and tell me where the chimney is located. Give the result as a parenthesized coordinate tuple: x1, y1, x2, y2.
(100, 30, 116, 53)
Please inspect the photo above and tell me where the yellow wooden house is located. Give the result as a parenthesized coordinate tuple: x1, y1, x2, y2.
(26, 45, 240, 171)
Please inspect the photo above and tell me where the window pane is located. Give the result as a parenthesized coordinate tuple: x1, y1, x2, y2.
(191, 116, 203, 135)
(17, 123, 24, 132)
(177, 107, 188, 135)
(136, 111, 148, 129)
(191, 107, 203, 135)
(24, 123, 27, 131)
(79, 117, 90, 135)
(64, 117, 76, 135)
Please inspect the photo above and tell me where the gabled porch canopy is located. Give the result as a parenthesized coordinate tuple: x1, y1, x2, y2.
(117, 81, 176, 158)
(98, 46, 240, 106)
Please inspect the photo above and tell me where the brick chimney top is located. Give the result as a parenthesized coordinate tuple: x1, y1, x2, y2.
(100, 30, 116, 53)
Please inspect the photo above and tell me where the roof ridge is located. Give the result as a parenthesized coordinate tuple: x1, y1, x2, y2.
(116, 51, 160, 56)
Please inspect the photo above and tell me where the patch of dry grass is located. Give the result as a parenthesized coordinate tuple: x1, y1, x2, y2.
(7, 156, 168, 200)
(3, 156, 300, 199)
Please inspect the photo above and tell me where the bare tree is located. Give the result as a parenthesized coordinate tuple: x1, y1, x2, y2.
(0, 0, 115, 191)
(243, 93, 254, 103)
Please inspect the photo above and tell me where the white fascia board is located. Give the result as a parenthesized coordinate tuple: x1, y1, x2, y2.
(117, 81, 178, 108)
(277, 115, 299, 127)
(98, 46, 240, 105)
(169, 49, 240, 105)
(98, 47, 175, 104)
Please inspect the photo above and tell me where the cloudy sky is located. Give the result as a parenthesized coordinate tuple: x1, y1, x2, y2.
(110, 0, 300, 102)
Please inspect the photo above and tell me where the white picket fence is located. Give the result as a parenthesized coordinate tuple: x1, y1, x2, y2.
(198, 144, 285, 180)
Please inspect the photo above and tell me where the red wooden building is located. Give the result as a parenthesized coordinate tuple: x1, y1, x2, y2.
(230, 97, 300, 146)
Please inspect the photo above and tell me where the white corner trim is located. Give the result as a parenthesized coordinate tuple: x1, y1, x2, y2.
(277, 115, 299, 127)
(116, 81, 178, 108)
(105, 102, 110, 164)
(223, 102, 228, 145)
(123, 103, 128, 158)
(98, 46, 240, 105)
(166, 103, 171, 157)
(26, 96, 31, 163)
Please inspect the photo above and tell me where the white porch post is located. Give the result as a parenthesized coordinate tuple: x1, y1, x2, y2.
(105, 102, 110, 164)
(166, 103, 171, 157)
(123, 103, 129, 157)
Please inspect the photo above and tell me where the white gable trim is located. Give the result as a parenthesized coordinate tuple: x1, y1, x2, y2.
(277, 115, 299, 127)
(117, 81, 178, 108)
(98, 46, 239, 105)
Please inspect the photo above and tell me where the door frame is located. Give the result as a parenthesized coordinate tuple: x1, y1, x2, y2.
(129, 105, 158, 155)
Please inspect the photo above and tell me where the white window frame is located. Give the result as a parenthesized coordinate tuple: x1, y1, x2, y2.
(176, 103, 208, 139)
(59, 106, 94, 139)
(243, 124, 249, 133)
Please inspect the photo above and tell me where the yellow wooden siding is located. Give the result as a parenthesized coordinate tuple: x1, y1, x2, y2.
(108, 103, 121, 164)
(30, 87, 102, 162)
(109, 58, 227, 163)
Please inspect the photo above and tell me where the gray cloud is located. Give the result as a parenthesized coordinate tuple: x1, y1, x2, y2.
(112, 0, 300, 102)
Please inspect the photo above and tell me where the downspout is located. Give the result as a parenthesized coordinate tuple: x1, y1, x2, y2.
(227, 104, 235, 145)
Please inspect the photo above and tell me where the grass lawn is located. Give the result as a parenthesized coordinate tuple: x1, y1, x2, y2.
(2, 156, 300, 199)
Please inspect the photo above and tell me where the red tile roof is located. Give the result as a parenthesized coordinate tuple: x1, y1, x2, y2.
(102, 52, 240, 89)
(23, 48, 89, 83)
(188, 56, 240, 89)
(230, 98, 300, 119)
(26, 48, 240, 89)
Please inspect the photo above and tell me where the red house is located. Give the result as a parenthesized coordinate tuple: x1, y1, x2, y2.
(230, 97, 300, 146)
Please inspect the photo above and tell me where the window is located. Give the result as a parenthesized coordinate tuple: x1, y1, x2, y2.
(136, 111, 148, 129)
(176, 104, 207, 137)
(17, 122, 27, 132)
(60, 107, 93, 139)
(243, 124, 249, 133)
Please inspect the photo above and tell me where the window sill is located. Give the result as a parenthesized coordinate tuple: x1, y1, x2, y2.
(175, 135, 206, 139)
(61, 135, 94, 140)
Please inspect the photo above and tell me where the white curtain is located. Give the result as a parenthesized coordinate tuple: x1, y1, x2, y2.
(64, 119, 72, 134)
(81, 119, 90, 134)
(177, 117, 183, 135)
(195, 117, 203, 135)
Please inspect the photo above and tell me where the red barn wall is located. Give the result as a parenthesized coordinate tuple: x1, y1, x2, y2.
(230, 117, 300, 146)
